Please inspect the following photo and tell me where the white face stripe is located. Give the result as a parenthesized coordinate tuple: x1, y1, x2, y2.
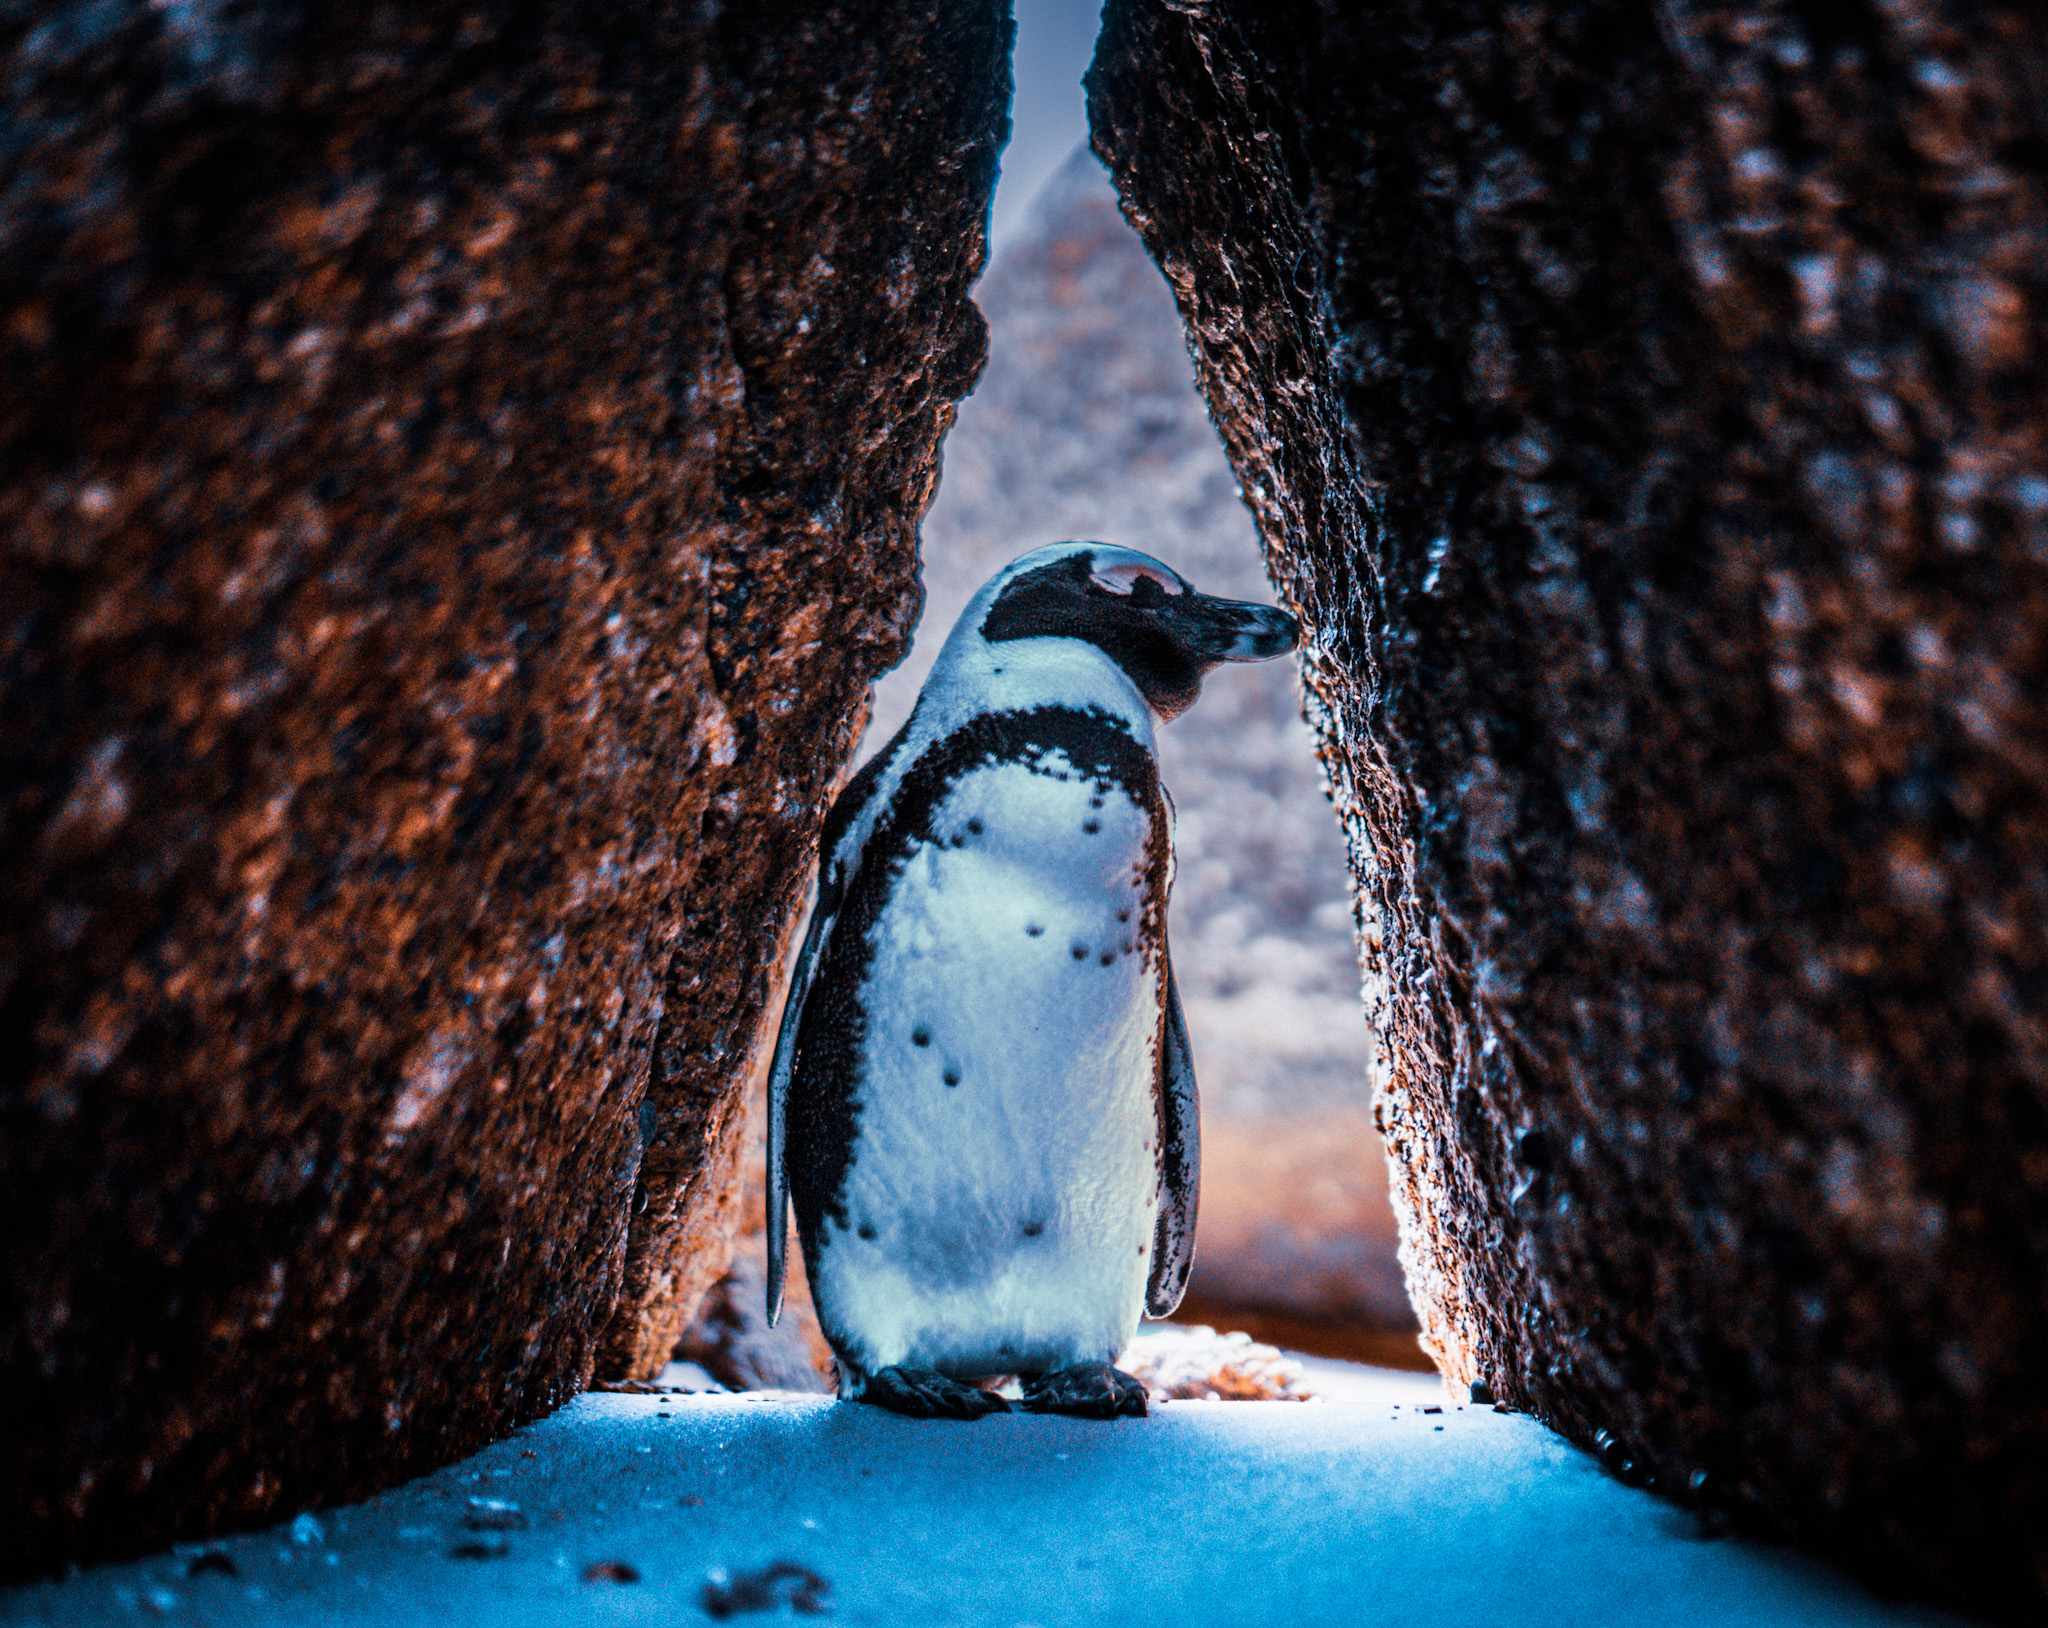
(1089, 559, 1185, 596)
(981, 541, 1180, 603)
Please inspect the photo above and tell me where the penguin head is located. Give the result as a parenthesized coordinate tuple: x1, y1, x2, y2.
(977, 543, 1299, 721)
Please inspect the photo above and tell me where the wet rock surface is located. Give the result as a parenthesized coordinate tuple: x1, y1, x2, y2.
(1090, 0, 2048, 1612)
(1, 0, 1005, 1576)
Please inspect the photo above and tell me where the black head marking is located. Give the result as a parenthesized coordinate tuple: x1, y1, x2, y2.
(980, 547, 1299, 721)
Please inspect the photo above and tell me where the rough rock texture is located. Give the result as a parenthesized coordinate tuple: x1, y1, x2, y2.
(1091, 0, 2048, 1613)
(865, 151, 1415, 1357)
(1, 0, 1006, 1576)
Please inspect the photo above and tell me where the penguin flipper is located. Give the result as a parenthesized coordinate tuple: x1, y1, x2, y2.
(765, 712, 919, 1327)
(1145, 954, 1201, 1318)
(766, 892, 830, 1328)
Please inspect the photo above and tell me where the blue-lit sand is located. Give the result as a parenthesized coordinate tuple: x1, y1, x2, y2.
(2, 1371, 1966, 1628)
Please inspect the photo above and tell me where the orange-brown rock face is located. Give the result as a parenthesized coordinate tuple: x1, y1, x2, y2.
(1092, 0, 2048, 1613)
(0, 0, 1006, 1576)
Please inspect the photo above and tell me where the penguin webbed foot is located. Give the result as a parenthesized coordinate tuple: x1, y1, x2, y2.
(1020, 1361, 1148, 1420)
(861, 1366, 1012, 1420)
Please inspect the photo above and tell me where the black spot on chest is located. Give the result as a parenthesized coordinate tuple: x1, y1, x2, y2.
(786, 706, 1170, 1242)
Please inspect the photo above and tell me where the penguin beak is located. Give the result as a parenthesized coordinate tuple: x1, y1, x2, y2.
(1165, 594, 1300, 665)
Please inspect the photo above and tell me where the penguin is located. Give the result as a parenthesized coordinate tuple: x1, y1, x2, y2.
(765, 541, 1299, 1420)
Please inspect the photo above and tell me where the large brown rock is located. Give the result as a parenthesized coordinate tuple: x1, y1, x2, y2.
(1091, 0, 2048, 1612)
(1, 0, 1006, 1576)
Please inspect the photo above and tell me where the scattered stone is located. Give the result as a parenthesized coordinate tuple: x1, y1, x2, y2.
(462, 1498, 525, 1533)
(702, 1560, 831, 1619)
(591, 1377, 718, 1397)
(583, 1560, 640, 1584)
(1118, 1326, 1317, 1402)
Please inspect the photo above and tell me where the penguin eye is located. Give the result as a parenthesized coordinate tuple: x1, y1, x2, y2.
(1090, 561, 1185, 599)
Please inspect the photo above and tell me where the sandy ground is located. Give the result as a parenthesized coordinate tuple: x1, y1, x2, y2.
(3, 1369, 1965, 1628)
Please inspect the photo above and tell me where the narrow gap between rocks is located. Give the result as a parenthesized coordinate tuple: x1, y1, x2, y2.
(664, 1, 1425, 1404)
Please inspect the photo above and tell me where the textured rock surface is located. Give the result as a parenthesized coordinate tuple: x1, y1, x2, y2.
(1, 0, 1005, 1576)
(863, 151, 1414, 1353)
(1091, 0, 2048, 1612)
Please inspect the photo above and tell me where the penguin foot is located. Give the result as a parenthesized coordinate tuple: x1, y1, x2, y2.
(1019, 1361, 1148, 1420)
(862, 1366, 1012, 1420)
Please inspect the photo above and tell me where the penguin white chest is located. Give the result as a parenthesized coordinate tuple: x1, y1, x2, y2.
(769, 541, 1299, 1417)
(810, 752, 1166, 1380)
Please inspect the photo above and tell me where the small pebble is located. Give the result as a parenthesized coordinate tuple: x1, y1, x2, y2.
(702, 1560, 830, 1620)
(464, 1497, 526, 1532)
(584, 1561, 640, 1583)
